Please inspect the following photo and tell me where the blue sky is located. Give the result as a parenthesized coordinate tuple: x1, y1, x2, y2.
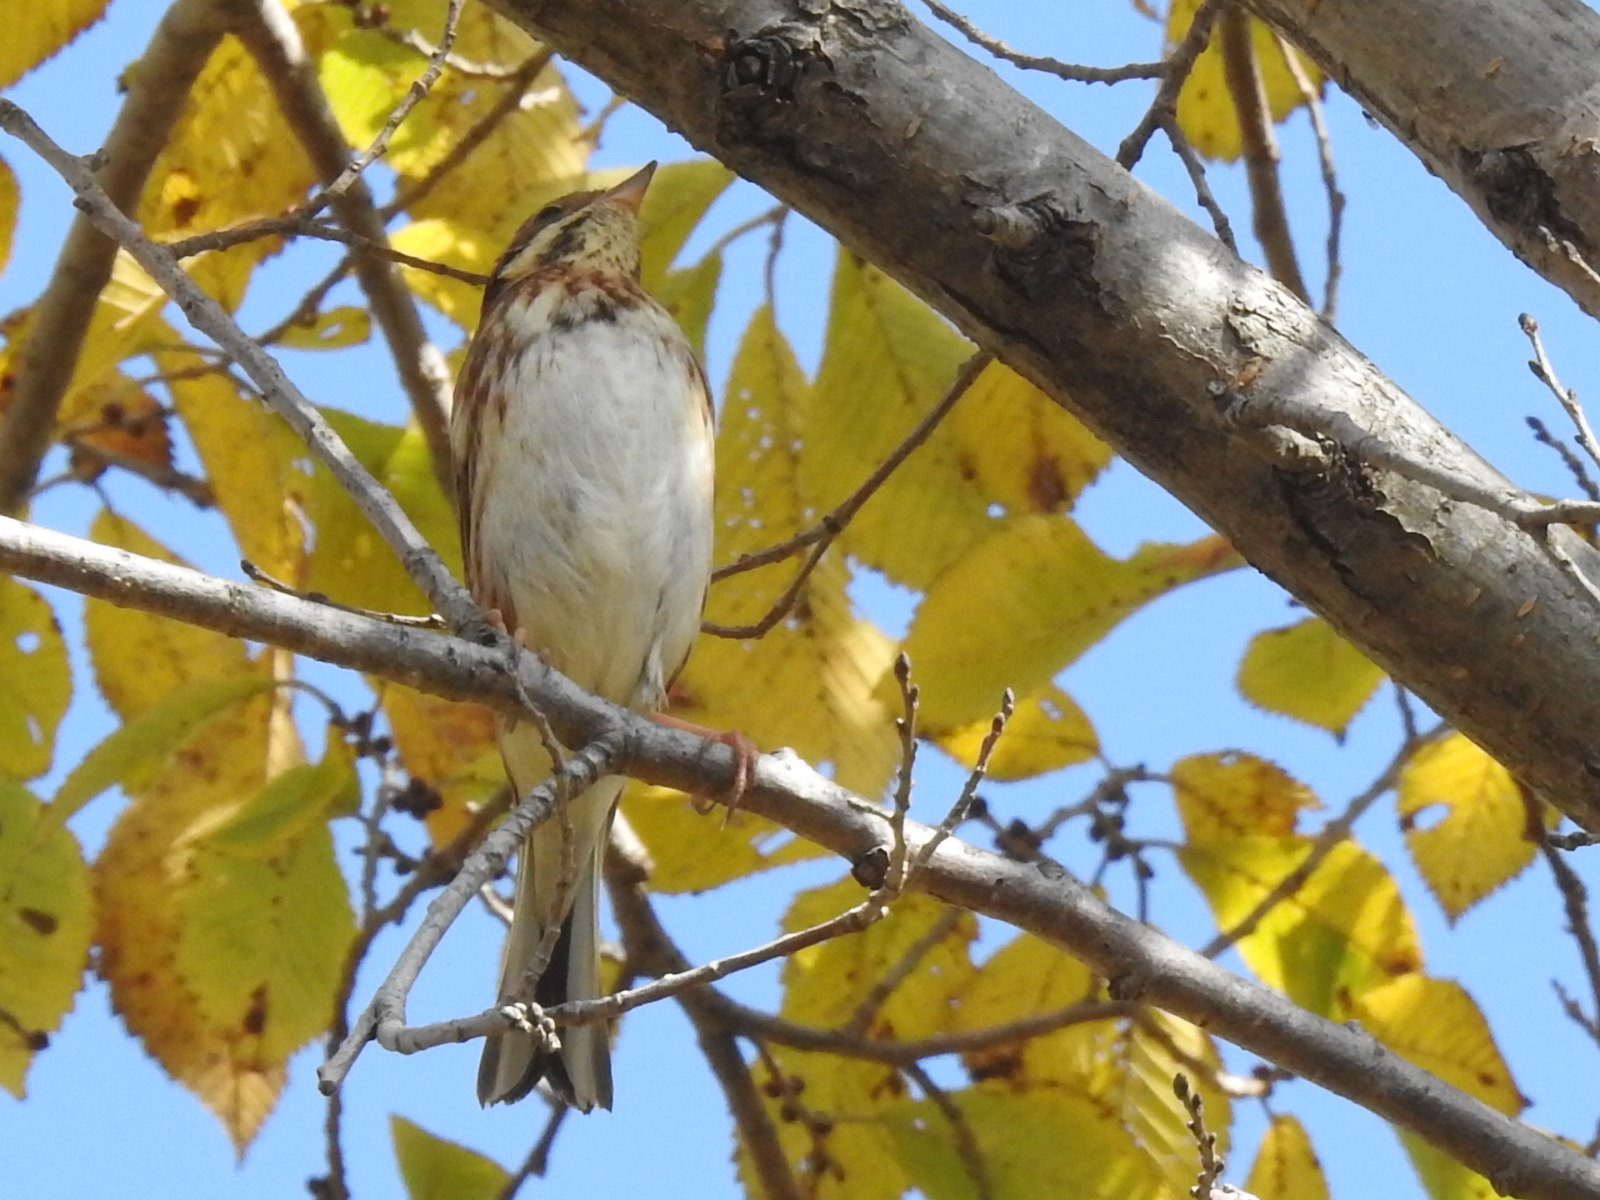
(5, 2, 1600, 1198)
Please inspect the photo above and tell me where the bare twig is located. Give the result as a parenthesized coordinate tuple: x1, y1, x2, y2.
(920, 0, 1161, 84)
(1273, 34, 1344, 320)
(906, 1061, 994, 1200)
(312, 0, 464, 206)
(1199, 722, 1442, 959)
(241, 559, 448, 627)
(1526, 416, 1600, 501)
(385, 49, 556, 219)
(0, 97, 478, 631)
(1118, 0, 1232, 169)
(319, 733, 625, 1089)
(1522, 314, 1600, 473)
(1160, 117, 1239, 253)
(237, 0, 457, 495)
(1219, 8, 1307, 301)
(704, 351, 992, 638)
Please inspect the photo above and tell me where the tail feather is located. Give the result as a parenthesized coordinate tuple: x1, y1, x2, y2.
(478, 771, 622, 1111)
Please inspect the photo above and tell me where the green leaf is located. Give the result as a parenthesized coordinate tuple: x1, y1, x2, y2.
(0, 577, 71, 781)
(391, 1115, 511, 1200)
(0, 778, 92, 1097)
(50, 675, 272, 825)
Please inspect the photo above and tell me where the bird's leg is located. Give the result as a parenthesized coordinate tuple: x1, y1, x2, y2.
(650, 712, 758, 816)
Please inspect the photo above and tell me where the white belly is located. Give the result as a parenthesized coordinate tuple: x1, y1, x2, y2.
(470, 293, 713, 711)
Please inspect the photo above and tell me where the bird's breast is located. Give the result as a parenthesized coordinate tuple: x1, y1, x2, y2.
(469, 287, 714, 709)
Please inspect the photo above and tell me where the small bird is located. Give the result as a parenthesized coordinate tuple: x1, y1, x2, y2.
(451, 163, 716, 1111)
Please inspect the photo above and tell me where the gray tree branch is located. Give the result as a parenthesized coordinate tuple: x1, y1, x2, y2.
(1248, 0, 1600, 319)
(486, 0, 1600, 833)
(0, 511, 1594, 1200)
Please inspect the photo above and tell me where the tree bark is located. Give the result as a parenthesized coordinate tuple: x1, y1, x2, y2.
(486, 0, 1600, 832)
(1248, 0, 1600, 320)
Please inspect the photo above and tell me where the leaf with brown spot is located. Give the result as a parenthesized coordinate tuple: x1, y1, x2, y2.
(0, 778, 92, 1097)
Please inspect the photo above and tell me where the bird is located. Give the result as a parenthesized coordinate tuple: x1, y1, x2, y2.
(450, 162, 716, 1112)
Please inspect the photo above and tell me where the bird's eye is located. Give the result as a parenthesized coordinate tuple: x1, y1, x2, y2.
(532, 203, 564, 226)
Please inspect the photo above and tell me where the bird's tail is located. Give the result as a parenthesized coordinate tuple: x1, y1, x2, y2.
(477, 765, 622, 1111)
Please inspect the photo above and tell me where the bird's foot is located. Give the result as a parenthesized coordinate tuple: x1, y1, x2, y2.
(651, 713, 758, 817)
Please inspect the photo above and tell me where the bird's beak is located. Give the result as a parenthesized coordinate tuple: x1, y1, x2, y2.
(604, 161, 658, 215)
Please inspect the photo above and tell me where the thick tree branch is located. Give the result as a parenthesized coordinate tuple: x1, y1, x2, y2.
(485, 0, 1600, 833)
(1, 514, 1596, 1200)
(1247, 0, 1600, 319)
(0, 0, 233, 514)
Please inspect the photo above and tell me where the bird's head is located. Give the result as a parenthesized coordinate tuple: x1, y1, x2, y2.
(488, 162, 656, 300)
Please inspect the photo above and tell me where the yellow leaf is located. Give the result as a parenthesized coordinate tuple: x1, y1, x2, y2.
(376, 682, 502, 846)
(95, 690, 348, 1152)
(1347, 974, 1523, 1114)
(0, 154, 16, 281)
(807, 253, 982, 588)
(738, 1049, 912, 1200)
(321, 2, 583, 245)
(620, 784, 824, 893)
(84, 512, 254, 718)
(950, 932, 1100, 1084)
(1397, 733, 1539, 922)
(0, 0, 108, 89)
(903, 518, 1237, 729)
(391, 217, 492, 327)
(141, 30, 319, 309)
(636, 159, 735, 290)
(1236, 617, 1384, 738)
(782, 880, 975, 1033)
(1167, 0, 1324, 161)
(937, 683, 1098, 780)
(883, 1089, 1168, 1200)
(1398, 1134, 1500, 1200)
(0, 778, 92, 1098)
(1121, 1011, 1232, 1194)
(1172, 750, 1319, 840)
(302, 409, 459, 615)
(273, 305, 372, 351)
(1244, 1114, 1330, 1200)
(0, 577, 70, 781)
(686, 306, 900, 797)
(1178, 837, 1422, 1015)
(390, 1115, 510, 1200)
(158, 337, 311, 581)
(949, 360, 1112, 516)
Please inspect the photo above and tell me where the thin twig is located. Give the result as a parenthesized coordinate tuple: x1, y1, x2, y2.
(906, 1061, 994, 1200)
(1159, 116, 1238, 253)
(1200, 722, 1442, 959)
(1118, 0, 1231, 169)
(1273, 33, 1343, 320)
(310, 0, 465, 208)
(384, 50, 556, 219)
(0, 0, 234, 514)
(1526, 417, 1600, 502)
(0, 97, 479, 632)
(318, 733, 625, 1090)
(1522, 314, 1600, 473)
(241, 560, 448, 628)
(920, 0, 1161, 84)
(704, 351, 992, 638)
